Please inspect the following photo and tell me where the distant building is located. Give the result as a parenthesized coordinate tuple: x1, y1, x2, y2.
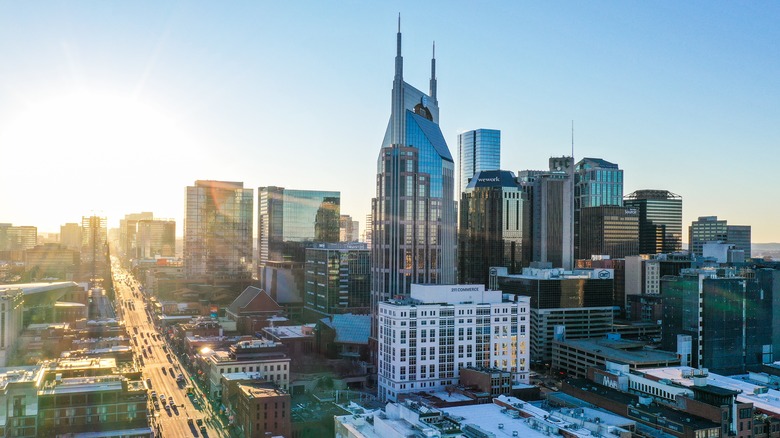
(519, 156, 575, 270)
(624, 190, 683, 254)
(24, 243, 80, 281)
(0, 287, 24, 367)
(578, 205, 639, 260)
(457, 128, 501, 198)
(304, 243, 370, 319)
(459, 170, 529, 287)
(689, 216, 751, 258)
(0, 225, 37, 252)
(184, 180, 253, 281)
(119, 212, 153, 261)
(135, 219, 175, 258)
(574, 157, 624, 259)
(59, 222, 82, 252)
(80, 215, 106, 265)
(339, 215, 359, 243)
(377, 284, 530, 402)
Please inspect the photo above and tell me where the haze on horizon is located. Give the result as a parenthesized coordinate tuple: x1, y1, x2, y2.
(0, 2, 778, 243)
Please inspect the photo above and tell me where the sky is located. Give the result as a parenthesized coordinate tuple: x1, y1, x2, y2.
(0, 1, 778, 243)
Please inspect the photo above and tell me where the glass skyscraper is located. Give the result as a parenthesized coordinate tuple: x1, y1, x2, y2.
(257, 187, 340, 305)
(574, 157, 624, 259)
(184, 180, 253, 281)
(459, 170, 529, 286)
(624, 190, 683, 254)
(371, 22, 456, 340)
(457, 128, 500, 197)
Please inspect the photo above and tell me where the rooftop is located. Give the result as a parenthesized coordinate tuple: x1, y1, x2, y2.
(554, 337, 680, 365)
(263, 324, 315, 339)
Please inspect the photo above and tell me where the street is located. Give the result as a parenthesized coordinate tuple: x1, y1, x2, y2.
(112, 262, 227, 438)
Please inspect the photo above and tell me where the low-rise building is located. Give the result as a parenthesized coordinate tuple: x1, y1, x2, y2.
(202, 339, 290, 399)
(552, 335, 680, 378)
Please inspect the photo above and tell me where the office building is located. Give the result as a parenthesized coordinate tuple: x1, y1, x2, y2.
(230, 383, 291, 438)
(135, 219, 176, 259)
(624, 190, 682, 254)
(574, 158, 624, 259)
(457, 128, 500, 197)
(0, 287, 24, 367)
(184, 180, 253, 281)
(377, 284, 530, 402)
(578, 205, 639, 259)
(493, 266, 615, 362)
(119, 212, 153, 261)
(363, 214, 372, 248)
(257, 187, 340, 304)
(0, 225, 37, 252)
(661, 268, 769, 375)
(339, 215, 359, 243)
(24, 243, 80, 281)
(80, 215, 106, 265)
(689, 216, 751, 258)
(304, 243, 370, 319)
(371, 24, 456, 343)
(519, 156, 574, 270)
(59, 223, 82, 252)
(458, 170, 529, 286)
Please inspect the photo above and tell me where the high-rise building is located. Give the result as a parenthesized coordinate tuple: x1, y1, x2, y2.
(363, 214, 372, 248)
(304, 243, 370, 319)
(661, 268, 768, 375)
(257, 187, 340, 305)
(624, 190, 682, 254)
(688, 216, 751, 258)
(80, 215, 106, 275)
(371, 23, 456, 342)
(578, 205, 639, 259)
(119, 212, 153, 260)
(339, 215, 359, 243)
(135, 219, 176, 259)
(0, 224, 37, 253)
(184, 180, 253, 281)
(459, 170, 529, 286)
(519, 157, 574, 270)
(59, 223, 82, 252)
(457, 128, 500, 197)
(574, 158, 624, 259)
(377, 284, 530, 402)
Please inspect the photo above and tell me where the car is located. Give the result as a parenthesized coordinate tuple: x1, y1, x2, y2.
(146, 378, 152, 388)
(151, 391, 157, 399)
(159, 393, 165, 401)
(196, 419, 203, 426)
(162, 368, 167, 375)
(169, 367, 175, 376)
(169, 397, 174, 405)
(200, 426, 207, 435)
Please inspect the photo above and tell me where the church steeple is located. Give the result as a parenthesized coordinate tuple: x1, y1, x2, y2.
(429, 41, 437, 103)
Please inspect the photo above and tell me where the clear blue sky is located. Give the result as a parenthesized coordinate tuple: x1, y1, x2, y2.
(1, 1, 778, 242)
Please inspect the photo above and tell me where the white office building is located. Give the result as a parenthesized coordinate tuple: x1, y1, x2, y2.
(377, 284, 530, 402)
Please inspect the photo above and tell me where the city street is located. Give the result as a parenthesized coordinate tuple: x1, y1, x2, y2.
(112, 263, 226, 438)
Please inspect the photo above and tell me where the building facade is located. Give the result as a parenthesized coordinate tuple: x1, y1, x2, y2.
(377, 284, 530, 402)
(458, 170, 529, 286)
(578, 205, 639, 259)
(519, 156, 574, 270)
(494, 266, 616, 362)
(184, 180, 253, 281)
(457, 128, 500, 198)
(119, 212, 153, 261)
(304, 243, 370, 319)
(257, 187, 340, 305)
(661, 268, 769, 375)
(59, 223, 82, 252)
(135, 219, 175, 259)
(574, 158, 624, 260)
(624, 190, 683, 254)
(371, 25, 456, 343)
(689, 216, 752, 258)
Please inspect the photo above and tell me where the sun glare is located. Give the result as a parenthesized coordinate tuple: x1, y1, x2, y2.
(0, 90, 193, 227)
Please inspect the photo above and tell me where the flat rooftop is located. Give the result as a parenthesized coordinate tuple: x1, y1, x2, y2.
(555, 338, 680, 365)
(641, 366, 780, 416)
(263, 324, 314, 339)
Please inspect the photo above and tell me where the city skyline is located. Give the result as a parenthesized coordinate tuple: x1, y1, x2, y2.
(1, 2, 778, 242)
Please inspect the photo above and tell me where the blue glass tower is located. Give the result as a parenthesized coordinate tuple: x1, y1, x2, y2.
(371, 20, 456, 341)
(457, 128, 501, 197)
